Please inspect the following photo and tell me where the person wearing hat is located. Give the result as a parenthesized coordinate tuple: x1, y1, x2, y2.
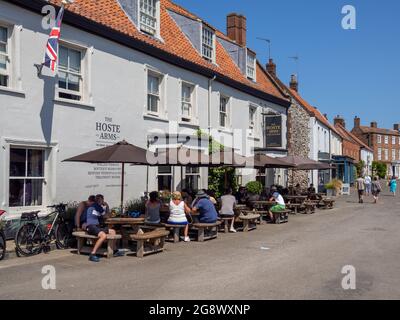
(192, 189, 218, 224)
(268, 186, 286, 223)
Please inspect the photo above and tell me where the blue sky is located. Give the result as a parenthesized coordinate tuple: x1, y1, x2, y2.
(173, 0, 400, 130)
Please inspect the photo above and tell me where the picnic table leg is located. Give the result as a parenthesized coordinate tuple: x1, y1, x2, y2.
(107, 240, 114, 258)
(197, 228, 204, 242)
(77, 237, 84, 255)
(224, 220, 229, 233)
(173, 228, 180, 243)
(136, 240, 144, 258)
(243, 220, 249, 232)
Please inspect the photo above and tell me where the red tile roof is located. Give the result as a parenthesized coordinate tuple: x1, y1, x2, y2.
(335, 124, 374, 152)
(358, 126, 400, 136)
(43, 0, 287, 102)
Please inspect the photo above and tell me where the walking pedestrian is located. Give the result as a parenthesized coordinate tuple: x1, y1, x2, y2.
(356, 175, 366, 204)
(389, 176, 397, 197)
(371, 177, 382, 204)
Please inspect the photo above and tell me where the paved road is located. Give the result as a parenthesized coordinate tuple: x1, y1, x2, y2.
(1, 191, 400, 300)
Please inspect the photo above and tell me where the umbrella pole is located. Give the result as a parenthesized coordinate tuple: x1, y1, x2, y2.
(146, 165, 149, 195)
(120, 163, 125, 214)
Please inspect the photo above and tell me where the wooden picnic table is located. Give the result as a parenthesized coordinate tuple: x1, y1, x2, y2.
(284, 195, 307, 204)
(105, 217, 145, 228)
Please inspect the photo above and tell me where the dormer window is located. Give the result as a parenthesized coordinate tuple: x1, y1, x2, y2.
(139, 0, 159, 36)
(202, 26, 215, 62)
(246, 51, 256, 80)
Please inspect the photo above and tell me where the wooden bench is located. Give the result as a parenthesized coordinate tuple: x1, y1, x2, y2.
(270, 210, 290, 224)
(303, 202, 316, 214)
(286, 203, 302, 215)
(191, 221, 221, 242)
(164, 224, 188, 243)
(237, 213, 260, 232)
(218, 216, 234, 233)
(72, 231, 122, 258)
(322, 198, 335, 210)
(130, 229, 170, 258)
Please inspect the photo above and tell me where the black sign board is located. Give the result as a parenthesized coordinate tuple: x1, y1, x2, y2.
(265, 115, 282, 148)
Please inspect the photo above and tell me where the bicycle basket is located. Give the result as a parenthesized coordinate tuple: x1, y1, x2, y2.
(20, 211, 39, 222)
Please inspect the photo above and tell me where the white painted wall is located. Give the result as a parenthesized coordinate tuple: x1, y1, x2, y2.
(0, 1, 288, 217)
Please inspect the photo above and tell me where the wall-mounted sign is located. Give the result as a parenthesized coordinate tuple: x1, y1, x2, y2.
(265, 115, 282, 148)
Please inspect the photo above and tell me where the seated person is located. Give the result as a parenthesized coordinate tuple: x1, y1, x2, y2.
(235, 186, 248, 205)
(75, 195, 96, 230)
(294, 183, 302, 195)
(219, 188, 237, 233)
(192, 190, 218, 224)
(145, 191, 161, 224)
(268, 186, 286, 223)
(168, 191, 191, 242)
(86, 197, 123, 262)
(206, 190, 218, 205)
(181, 189, 193, 208)
(95, 194, 110, 224)
(307, 184, 317, 200)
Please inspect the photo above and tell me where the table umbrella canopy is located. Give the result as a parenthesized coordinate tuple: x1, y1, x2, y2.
(63, 140, 155, 213)
(279, 155, 331, 170)
(209, 150, 251, 168)
(63, 140, 153, 164)
(253, 154, 296, 169)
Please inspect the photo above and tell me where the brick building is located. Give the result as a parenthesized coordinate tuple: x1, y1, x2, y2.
(352, 117, 400, 177)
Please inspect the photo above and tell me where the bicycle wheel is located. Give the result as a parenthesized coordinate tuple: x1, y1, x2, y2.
(15, 223, 43, 257)
(0, 231, 5, 261)
(55, 222, 73, 249)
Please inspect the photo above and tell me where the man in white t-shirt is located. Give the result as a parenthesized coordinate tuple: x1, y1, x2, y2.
(268, 186, 286, 223)
(219, 188, 237, 233)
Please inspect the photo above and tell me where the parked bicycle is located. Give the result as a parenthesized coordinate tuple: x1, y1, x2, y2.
(15, 203, 75, 257)
(0, 210, 6, 260)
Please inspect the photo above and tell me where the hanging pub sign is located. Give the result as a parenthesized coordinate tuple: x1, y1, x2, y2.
(265, 115, 282, 148)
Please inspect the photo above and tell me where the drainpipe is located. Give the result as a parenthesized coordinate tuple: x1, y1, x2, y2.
(208, 75, 217, 135)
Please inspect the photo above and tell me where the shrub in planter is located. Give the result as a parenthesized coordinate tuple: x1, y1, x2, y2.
(325, 179, 343, 196)
(125, 199, 146, 215)
(246, 181, 263, 195)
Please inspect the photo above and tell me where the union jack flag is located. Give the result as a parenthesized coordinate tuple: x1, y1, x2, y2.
(43, 5, 65, 72)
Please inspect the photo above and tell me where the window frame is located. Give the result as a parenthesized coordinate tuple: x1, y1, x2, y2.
(9, 147, 45, 208)
(146, 69, 164, 116)
(246, 51, 256, 80)
(0, 24, 10, 87)
(184, 167, 200, 191)
(138, 0, 160, 37)
(249, 104, 257, 132)
(181, 82, 194, 122)
(57, 43, 84, 102)
(392, 148, 396, 161)
(201, 25, 215, 63)
(377, 135, 382, 144)
(392, 136, 396, 145)
(377, 148, 382, 161)
(157, 166, 172, 191)
(384, 148, 389, 161)
(219, 95, 230, 128)
(384, 135, 389, 144)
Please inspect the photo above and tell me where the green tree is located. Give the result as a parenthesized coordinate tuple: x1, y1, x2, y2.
(372, 161, 387, 179)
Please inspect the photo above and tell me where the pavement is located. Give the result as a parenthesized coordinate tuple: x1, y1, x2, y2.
(1, 188, 400, 300)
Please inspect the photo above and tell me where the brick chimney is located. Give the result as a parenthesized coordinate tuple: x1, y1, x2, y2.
(289, 74, 298, 92)
(354, 116, 361, 128)
(266, 59, 276, 77)
(371, 121, 377, 128)
(334, 115, 346, 128)
(394, 124, 400, 131)
(227, 13, 246, 47)
(324, 113, 329, 120)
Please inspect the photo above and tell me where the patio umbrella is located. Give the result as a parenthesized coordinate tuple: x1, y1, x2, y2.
(253, 154, 295, 169)
(154, 147, 211, 167)
(63, 140, 155, 213)
(279, 155, 328, 170)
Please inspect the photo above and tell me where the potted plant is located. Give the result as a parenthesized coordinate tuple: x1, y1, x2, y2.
(245, 181, 263, 201)
(159, 190, 172, 204)
(325, 179, 343, 197)
(124, 199, 146, 216)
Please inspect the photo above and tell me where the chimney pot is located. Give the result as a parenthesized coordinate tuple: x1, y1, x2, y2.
(226, 13, 247, 47)
(334, 115, 346, 128)
(266, 59, 276, 77)
(354, 116, 361, 128)
(394, 124, 400, 131)
(371, 121, 377, 128)
(289, 74, 298, 92)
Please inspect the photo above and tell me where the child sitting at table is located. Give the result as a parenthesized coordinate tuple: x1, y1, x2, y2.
(168, 191, 192, 242)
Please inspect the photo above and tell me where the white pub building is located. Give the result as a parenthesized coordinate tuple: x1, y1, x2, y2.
(0, 0, 290, 231)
